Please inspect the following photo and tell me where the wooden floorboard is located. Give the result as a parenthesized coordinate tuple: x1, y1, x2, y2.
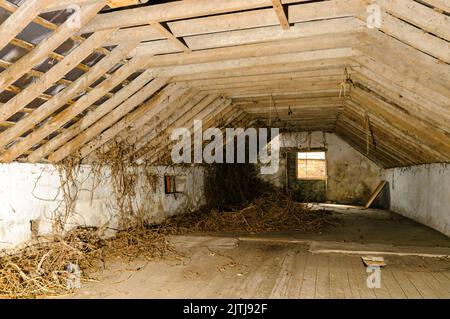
(69, 237, 450, 299)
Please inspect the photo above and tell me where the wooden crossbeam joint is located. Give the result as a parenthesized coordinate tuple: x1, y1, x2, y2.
(271, 0, 290, 30)
(107, 0, 149, 8)
(149, 21, 191, 53)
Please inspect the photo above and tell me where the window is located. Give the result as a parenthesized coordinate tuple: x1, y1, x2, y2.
(297, 151, 327, 180)
(164, 175, 177, 194)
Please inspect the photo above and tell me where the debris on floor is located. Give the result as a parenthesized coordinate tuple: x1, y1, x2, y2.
(159, 190, 336, 234)
(361, 256, 386, 267)
(0, 227, 176, 299)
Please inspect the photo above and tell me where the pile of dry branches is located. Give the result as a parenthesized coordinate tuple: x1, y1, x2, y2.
(0, 226, 176, 298)
(159, 190, 335, 234)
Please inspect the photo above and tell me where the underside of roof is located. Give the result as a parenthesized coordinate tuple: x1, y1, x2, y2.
(0, 0, 448, 168)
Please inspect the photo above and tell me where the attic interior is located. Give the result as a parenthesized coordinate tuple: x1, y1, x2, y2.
(0, 0, 449, 299)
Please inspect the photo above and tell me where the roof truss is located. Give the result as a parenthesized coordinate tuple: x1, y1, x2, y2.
(0, 0, 447, 168)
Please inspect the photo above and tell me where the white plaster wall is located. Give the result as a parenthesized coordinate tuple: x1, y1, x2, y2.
(0, 163, 206, 250)
(261, 131, 383, 204)
(384, 164, 450, 237)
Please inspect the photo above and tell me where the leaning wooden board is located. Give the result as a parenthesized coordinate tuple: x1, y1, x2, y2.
(365, 181, 387, 209)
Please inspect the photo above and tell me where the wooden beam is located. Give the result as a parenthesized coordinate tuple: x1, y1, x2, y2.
(180, 17, 363, 51)
(0, 2, 105, 94)
(350, 63, 450, 135)
(363, 12, 450, 63)
(146, 98, 232, 164)
(420, 0, 450, 13)
(135, 32, 359, 67)
(28, 69, 157, 162)
(48, 79, 175, 162)
(271, 0, 289, 29)
(43, 0, 104, 12)
(106, 0, 149, 8)
(0, 0, 55, 52)
(343, 100, 440, 163)
(0, 0, 110, 58)
(115, 90, 198, 149)
(2, 49, 143, 163)
(335, 123, 399, 167)
(355, 34, 450, 99)
(0, 29, 116, 123)
(186, 75, 343, 90)
(171, 61, 352, 82)
(0, 42, 139, 160)
(336, 111, 416, 166)
(132, 95, 222, 160)
(150, 21, 191, 53)
(378, 0, 450, 41)
(80, 0, 366, 33)
(80, 0, 284, 33)
(155, 48, 357, 79)
(117, 93, 208, 156)
(74, 84, 188, 161)
(365, 181, 387, 208)
(349, 87, 450, 159)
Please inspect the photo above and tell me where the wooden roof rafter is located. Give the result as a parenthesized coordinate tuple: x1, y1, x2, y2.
(0, 0, 447, 168)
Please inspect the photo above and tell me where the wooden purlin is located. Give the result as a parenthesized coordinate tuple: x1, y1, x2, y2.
(28, 69, 157, 162)
(128, 94, 221, 161)
(0, 1, 122, 111)
(0, 41, 140, 162)
(0, 2, 105, 95)
(0, 29, 116, 124)
(48, 78, 174, 162)
(0, 0, 55, 52)
(75, 83, 188, 161)
(0, 0, 447, 166)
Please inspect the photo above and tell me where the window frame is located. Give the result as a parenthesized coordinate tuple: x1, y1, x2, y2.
(296, 150, 328, 181)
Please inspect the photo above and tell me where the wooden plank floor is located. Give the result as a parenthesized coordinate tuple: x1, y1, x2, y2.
(69, 236, 450, 299)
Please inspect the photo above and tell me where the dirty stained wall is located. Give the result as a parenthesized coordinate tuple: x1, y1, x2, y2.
(384, 164, 450, 237)
(260, 131, 383, 205)
(0, 163, 205, 250)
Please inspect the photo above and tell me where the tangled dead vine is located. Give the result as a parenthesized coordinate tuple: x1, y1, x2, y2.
(158, 190, 336, 235)
(1, 142, 336, 298)
(0, 141, 175, 299)
(0, 226, 177, 298)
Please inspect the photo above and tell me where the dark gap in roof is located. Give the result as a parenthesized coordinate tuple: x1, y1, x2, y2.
(72, 94, 84, 102)
(101, 0, 178, 14)
(44, 84, 66, 96)
(91, 77, 106, 88)
(33, 57, 58, 73)
(0, 90, 15, 103)
(62, 119, 77, 130)
(7, 112, 26, 123)
(16, 21, 52, 45)
(54, 38, 77, 56)
(107, 63, 123, 75)
(0, 127, 6, 133)
(110, 83, 125, 94)
(103, 45, 117, 51)
(47, 131, 59, 140)
(82, 52, 105, 67)
(20, 128, 33, 138)
(0, 43, 27, 63)
(30, 144, 41, 152)
(5, 139, 17, 150)
(0, 7, 10, 24)
(65, 68, 84, 82)
(127, 72, 142, 82)
(95, 96, 109, 106)
(25, 98, 46, 110)
(39, 9, 73, 26)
